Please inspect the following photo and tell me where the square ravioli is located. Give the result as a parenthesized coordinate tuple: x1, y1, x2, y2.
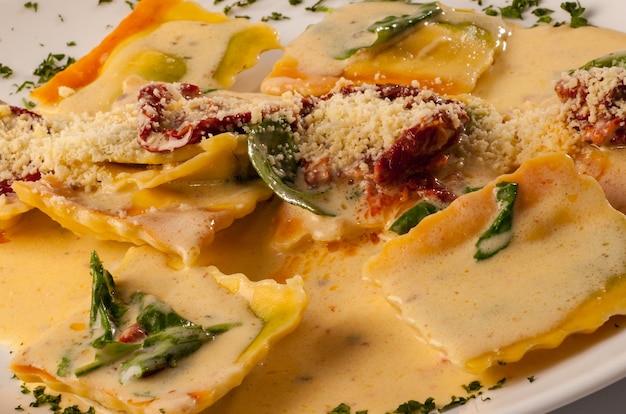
(363, 154, 626, 373)
(11, 246, 307, 414)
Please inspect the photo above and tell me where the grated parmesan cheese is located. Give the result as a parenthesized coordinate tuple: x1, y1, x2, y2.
(293, 81, 468, 176)
(0, 74, 610, 206)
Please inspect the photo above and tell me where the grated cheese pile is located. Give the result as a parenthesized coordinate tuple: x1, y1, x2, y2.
(558, 66, 626, 127)
(0, 105, 53, 183)
(292, 81, 467, 176)
(448, 95, 587, 177)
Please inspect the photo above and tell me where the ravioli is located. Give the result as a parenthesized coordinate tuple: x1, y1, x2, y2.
(261, 1, 508, 96)
(31, 0, 280, 114)
(11, 246, 307, 414)
(12, 135, 272, 265)
(362, 154, 626, 373)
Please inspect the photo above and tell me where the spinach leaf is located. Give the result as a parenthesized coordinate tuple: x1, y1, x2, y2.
(119, 325, 213, 383)
(389, 200, 441, 235)
(474, 181, 518, 261)
(577, 50, 626, 71)
(75, 253, 239, 381)
(247, 119, 334, 216)
(88, 251, 128, 348)
(337, 2, 442, 59)
(75, 341, 141, 377)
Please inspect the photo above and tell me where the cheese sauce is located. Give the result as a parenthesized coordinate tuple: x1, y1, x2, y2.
(474, 24, 626, 112)
(3, 15, 626, 414)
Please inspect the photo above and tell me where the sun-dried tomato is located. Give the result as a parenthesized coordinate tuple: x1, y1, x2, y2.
(0, 171, 42, 195)
(136, 83, 253, 152)
(373, 113, 464, 185)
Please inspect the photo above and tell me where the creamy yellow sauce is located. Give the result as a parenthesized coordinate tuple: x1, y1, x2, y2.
(3, 16, 626, 414)
(261, 3, 508, 96)
(474, 24, 626, 112)
(363, 154, 626, 372)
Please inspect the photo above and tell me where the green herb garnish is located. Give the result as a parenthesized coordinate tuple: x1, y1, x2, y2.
(532, 7, 554, 24)
(328, 377, 506, 413)
(474, 181, 518, 261)
(262, 11, 290, 21)
(24, 2, 38, 11)
(20, 384, 96, 413)
(561, 1, 589, 27)
(305, 0, 330, 12)
(32, 53, 76, 84)
(500, 0, 540, 20)
(393, 398, 436, 413)
(0, 63, 13, 79)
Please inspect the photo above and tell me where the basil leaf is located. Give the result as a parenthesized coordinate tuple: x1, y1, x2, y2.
(247, 119, 334, 216)
(474, 181, 518, 261)
(337, 2, 442, 59)
(389, 200, 441, 235)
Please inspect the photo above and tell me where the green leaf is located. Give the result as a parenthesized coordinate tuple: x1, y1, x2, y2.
(389, 200, 441, 235)
(337, 2, 442, 59)
(75, 341, 141, 377)
(499, 0, 541, 19)
(133, 292, 196, 334)
(577, 50, 626, 71)
(561, 1, 589, 28)
(328, 403, 352, 414)
(89, 251, 128, 348)
(77, 254, 239, 379)
(247, 119, 334, 216)
(474, 181, 518, 261)
(119, 325, 212, 383)
(393, 397, 436, 413)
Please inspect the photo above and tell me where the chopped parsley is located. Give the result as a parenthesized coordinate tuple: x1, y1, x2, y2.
(500, 0, 541, 19)
(262, 11, 290, 21)
(221, 0, 257, 15)
(33, 53, 76, 84)
(15, 80, 35, 93)
(561, 1, 589, 27)
(0, 64, 13, 79)
(472, 0, 590, 27)
(20, 384, 96, 413)
(306, 0, 331, 12)
(328, 378, 507, 413)
(23, 1, 38, 11)
(532, 7, 554, 24)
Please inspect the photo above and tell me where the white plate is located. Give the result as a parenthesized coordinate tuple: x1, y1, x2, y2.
(1, 0, 625, 413)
